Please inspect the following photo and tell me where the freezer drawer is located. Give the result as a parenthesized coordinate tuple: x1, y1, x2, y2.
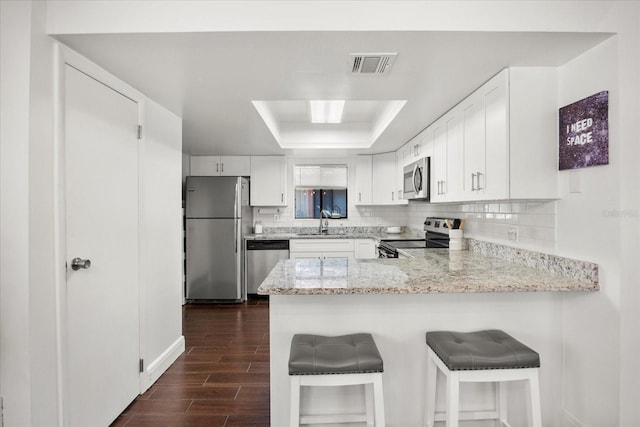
(186, 218, 241, 301)
(246, 240, 289, 294)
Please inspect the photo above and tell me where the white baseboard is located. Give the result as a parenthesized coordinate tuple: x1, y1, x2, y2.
(139, 335, 185, 392)
(563, 408, 587, 427)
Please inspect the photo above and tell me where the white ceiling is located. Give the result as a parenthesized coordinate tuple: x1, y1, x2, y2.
(54, 31, 610, 157)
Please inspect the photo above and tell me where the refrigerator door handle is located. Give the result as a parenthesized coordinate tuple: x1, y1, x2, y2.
(234, 218, 238, 253)
(234, 182, 238, 219)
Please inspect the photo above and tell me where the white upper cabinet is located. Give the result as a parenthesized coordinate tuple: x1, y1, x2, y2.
(295, 165, 347, 188)
(399, 131, 428, 168)
(372, 152, 397, 205)
(394, 151, 408, 205)
(190, 155, 250, 176)
(431, 120, 447, 202)
(481, 72, 509, 200)
(431, 111, 463, 203)
(460, 68, 557, 200)
(461, 89, 489, 200)
(250, 156, 287, 206)
(354, 156, 373, 205)
(445, 110, 463, 202)
(356, 153, 402, 206)
(425, 67, 557, 202)
(507, 67, 558, 199)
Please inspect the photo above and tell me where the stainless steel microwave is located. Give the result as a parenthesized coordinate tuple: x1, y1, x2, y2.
(403, 157, 430, 200)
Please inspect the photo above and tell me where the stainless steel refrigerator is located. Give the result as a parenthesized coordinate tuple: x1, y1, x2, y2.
(185, 176, 252, 301)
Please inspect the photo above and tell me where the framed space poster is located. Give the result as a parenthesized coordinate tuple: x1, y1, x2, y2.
(558, 91, 609, 170)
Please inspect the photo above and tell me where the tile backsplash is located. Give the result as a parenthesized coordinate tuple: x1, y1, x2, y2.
(407, 200, 557, 251)
(252, 205, 409, 229)
(252, 199, 556, 252)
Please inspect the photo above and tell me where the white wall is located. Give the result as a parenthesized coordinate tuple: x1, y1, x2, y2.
(141, 100, 184, 388)
(0, 2, 34, 425)
(27, 1, 62, 425)
(556, 28, 637, 425)
(1, 2, 186, 424)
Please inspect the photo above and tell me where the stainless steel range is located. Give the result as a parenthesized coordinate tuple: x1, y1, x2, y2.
(424, 217, 460, 248)
(378, 217, 461, 258)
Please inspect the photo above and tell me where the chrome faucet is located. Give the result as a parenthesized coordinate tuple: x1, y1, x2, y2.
(319, 210, 330, 234)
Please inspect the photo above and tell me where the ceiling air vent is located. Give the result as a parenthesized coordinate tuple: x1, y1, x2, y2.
(349, 53, 397, 74)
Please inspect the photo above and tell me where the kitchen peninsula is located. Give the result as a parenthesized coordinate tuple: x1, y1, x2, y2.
(259, 243, 598, 426)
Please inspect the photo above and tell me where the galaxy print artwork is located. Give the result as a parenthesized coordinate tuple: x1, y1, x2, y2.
(559, 91, 609, 170)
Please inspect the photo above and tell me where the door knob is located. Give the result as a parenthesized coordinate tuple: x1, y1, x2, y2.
(71, 257, 91, 271)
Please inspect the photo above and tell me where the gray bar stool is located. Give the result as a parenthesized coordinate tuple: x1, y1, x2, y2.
(288, 333, 385, 427)
(425, 329, 541, 427)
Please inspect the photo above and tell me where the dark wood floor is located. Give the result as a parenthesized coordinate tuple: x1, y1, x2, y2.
(111, 298, 270, 427)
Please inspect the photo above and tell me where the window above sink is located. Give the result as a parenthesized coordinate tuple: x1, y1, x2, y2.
(294, 165, 348, 219)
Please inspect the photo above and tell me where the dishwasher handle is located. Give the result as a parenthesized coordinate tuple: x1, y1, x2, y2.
(246, 240, 290, 250)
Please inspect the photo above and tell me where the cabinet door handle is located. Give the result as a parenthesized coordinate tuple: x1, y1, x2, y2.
(391, 191, 394, 201)
(471, 173, 477, 191)
(359, 192, 362, 202)
(281, 193, 284, 203)
(476, 172, 483, 190)
(216, 163, 219, 173)
(221, 163, 224, 173)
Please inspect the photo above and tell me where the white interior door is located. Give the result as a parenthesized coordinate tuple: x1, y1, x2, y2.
(64, 64, 140, 427)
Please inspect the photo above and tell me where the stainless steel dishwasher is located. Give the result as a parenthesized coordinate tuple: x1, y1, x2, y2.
(245, 240, 290, 295)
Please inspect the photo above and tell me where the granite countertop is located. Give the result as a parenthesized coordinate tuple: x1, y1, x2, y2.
(257, 247, 599, 295)
(245, 231, 422, 241)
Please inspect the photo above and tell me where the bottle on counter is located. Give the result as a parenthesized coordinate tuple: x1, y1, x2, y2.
(254, 221, 263, 234)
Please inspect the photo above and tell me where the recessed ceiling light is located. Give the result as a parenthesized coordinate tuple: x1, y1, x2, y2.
(309, 100, 345, 124)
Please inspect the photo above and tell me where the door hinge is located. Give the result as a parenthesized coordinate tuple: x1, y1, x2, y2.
(137, 125, 142, 140)
(139, 359, 144, 373)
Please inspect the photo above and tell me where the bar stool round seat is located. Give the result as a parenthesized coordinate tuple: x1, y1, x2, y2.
(289, 333, 385, 427)
(424, 329, 541, 427)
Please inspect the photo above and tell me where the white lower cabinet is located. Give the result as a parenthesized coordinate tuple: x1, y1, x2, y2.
(289, 239, 377, 260)
(289, 239, 355, 260)
(354, 239, 377, 259)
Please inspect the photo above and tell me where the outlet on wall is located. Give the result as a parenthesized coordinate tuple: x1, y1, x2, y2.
(376, 217, 383, 225)
(508, 227, 518, 242)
